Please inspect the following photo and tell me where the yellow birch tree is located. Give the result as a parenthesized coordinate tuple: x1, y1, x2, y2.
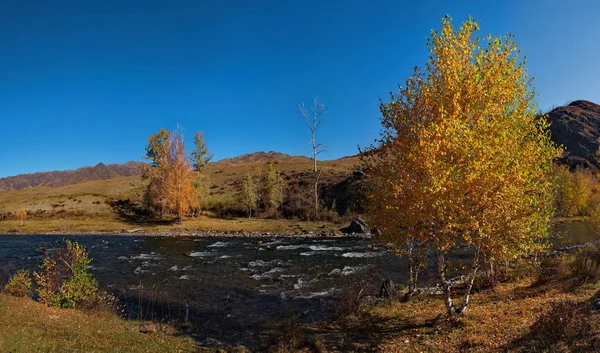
(363, 16, 561, 316)
(144, 128, 198, 222)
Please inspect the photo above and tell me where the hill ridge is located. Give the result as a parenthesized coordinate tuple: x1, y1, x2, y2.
(547, 99, 600, 170)
(0, 151, 357, 191)
(0, 161, 144, 191)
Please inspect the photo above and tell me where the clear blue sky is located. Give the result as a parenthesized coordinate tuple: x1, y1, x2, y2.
(1, 0, 599, 178)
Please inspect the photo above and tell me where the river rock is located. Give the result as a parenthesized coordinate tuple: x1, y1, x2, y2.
(341, 217, 369, 235)
(379, 279, 396, 299)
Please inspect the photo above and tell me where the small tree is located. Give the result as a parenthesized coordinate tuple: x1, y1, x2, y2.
(16, 208, 26, 227)
(143, 128, 170, 167)
(191, 131, 213, 214)
(263, 162, 281, 218)
(3, 270, 32, 297)
(191, 132, 213, 171)
(144, 128, 198, 222)
(299, 97, 326, 220)
(552, 165, 578, 217)
(364, 16, 561, 316)
(143, 129, 171, 215)
(240, 173, 258, 218)
(34, 240, 111, 309)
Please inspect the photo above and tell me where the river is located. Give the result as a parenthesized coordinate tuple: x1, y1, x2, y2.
(0, 220, 595, 346)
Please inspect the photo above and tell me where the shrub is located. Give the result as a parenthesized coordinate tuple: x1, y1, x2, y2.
(526, 300, 593, 350)
(571, 245, 600, 283)
(3, 269, 32, 297)
(537, 257, 564, 284)
(34, 240, 115, 309)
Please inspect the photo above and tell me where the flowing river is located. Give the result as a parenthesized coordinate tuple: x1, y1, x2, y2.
(0, 221, 596, 345)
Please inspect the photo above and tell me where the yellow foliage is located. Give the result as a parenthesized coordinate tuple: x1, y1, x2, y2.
(363, 16, 561, 315)
(145, 128, 198, 221)
(553, 166, 598, 217)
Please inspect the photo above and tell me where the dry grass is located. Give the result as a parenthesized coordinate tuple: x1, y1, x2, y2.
(0, 157, 359, 233)
(0, 216, 344, 234)
(300, 264, 600, 352)
(0, 293, 200, 352)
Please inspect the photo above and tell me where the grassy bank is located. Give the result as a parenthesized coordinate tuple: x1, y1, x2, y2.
(0, 156, 360, 234)
(0, 293, 199, 352)
(262, 250, 600, 353)
(0, 216, 344, 234)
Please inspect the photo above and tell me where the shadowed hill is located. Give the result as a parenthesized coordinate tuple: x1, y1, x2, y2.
(0, 162, 144, 191)
(547, 100, 600, 170)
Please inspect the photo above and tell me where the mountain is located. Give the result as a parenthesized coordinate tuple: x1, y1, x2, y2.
(0, 162, 144, 191)
(0, 152, 338, 191)
(213, 151, 312, 166)
(547, 100, 600, 170)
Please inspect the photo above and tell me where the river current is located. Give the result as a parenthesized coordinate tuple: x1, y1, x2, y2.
(0, 221, 594, 345)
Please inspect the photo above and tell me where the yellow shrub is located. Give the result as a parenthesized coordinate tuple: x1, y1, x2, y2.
(3, 269, 32, 298)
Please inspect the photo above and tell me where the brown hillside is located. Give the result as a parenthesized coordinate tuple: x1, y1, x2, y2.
(547, 100, 600, 170)
(0, 153, 361, 230)
(213, 151, 312, 166)
(0, 162, 144, 191)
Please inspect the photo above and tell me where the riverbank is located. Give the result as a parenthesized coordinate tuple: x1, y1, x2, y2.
(262, 249, 600, 352)
(0, 293, 201, 352)
(0, 216, 357, 237)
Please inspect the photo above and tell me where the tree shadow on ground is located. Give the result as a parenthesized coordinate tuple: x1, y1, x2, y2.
(306, 309, 444, 352)
(502, 297, 600, 353)
(108, 199, 175, 226)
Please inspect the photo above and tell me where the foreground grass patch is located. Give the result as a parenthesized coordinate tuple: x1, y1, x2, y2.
(0, 293, 199, 352)
(301, 278, 600, 352)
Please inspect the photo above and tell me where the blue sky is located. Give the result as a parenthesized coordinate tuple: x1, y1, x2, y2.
(1, 0, 599, 177)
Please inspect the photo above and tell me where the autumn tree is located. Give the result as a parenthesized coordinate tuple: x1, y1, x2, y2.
(191, 132, 213, 171)
(262, 162, 282, 218)
(552, 165, 578, 217)
(572, 167, 597, 214)
(363, 16, 561, 316)
(553, 166, 597, 217)
(239, 173, 258, 218)
(143, 129, 171, 214)
(143, 128, 170, 167)
(190, 132, 213, 213)
(299, 97, 326, 220)
(16, 208, 26, 227)
(144, 128, 198, 222)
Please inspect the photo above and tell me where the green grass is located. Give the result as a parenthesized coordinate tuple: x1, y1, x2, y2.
(0, 293, 200, 352)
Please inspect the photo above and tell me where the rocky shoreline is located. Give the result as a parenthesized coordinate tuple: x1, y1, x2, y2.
(0, 228, 373, 239)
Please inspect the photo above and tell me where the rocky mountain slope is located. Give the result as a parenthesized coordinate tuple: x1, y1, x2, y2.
(547, 100, 600, 170)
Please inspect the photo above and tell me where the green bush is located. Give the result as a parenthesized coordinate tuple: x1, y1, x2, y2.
(3, 269, 32, 297)
(34, 240, 115, 309)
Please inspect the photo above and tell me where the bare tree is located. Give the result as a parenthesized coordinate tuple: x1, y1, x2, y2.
(298, 97, 326, 220)
(299, 97, 327, 172)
